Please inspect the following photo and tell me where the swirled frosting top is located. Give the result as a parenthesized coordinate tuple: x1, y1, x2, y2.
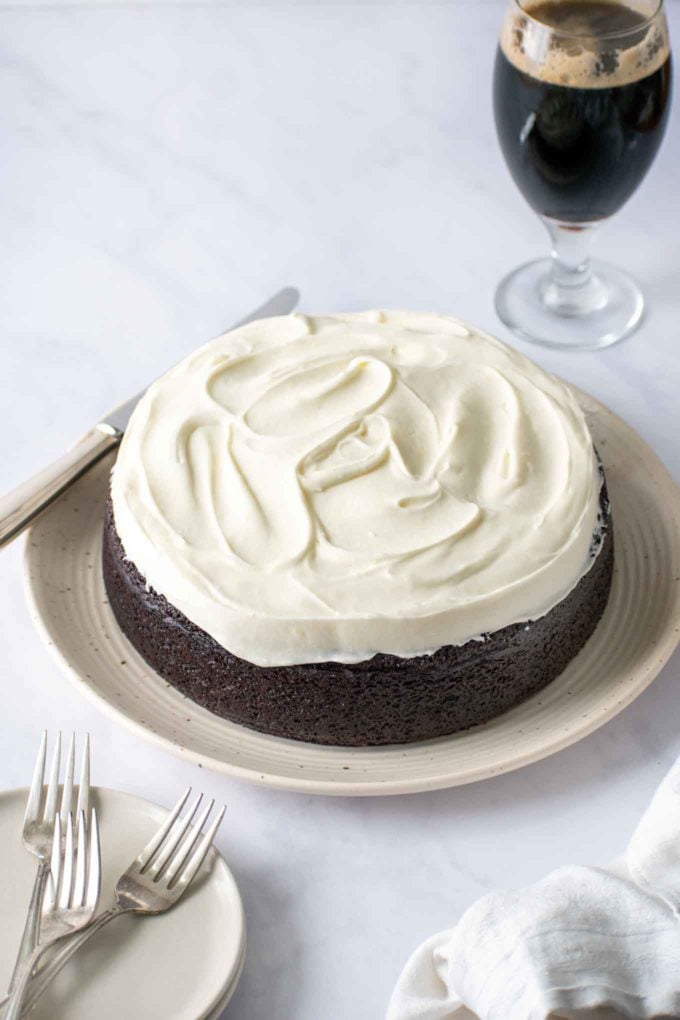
(111, 310, 601, 667)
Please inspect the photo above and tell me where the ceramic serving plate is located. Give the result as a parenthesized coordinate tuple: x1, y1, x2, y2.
(23, 389, 680, 795)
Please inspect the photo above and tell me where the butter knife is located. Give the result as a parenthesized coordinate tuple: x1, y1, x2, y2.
(0, 287, 299, 548)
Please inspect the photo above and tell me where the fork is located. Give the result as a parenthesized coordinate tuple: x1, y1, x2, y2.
(4, 808, 101, 1020)
(6, 732, 90, 995)
(17, 787, 225, 1016)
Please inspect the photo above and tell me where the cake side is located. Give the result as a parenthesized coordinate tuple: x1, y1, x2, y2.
(102, 485, 613, 747)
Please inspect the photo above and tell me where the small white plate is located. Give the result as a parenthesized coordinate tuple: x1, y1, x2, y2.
(0, 787, 245, 1020)
(24, 389, 680, 796)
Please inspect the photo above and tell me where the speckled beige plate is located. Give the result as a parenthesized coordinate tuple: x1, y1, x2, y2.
(0, 787, 245, 1019)
(24, 390, 680, 796)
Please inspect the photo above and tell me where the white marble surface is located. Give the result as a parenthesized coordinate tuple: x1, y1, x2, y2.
(1, 2, 679, 1018)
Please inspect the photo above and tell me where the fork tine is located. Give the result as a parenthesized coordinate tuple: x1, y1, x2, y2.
(44, 820, 61, 920)
(136, 787, 191, 869)
(57, 813, 74, 909)
(60, 734, 75, 824)
(85, 808, 101, 911)
(73, 810, 87, 907)
(24, 730, 47, 827)
(50, 814, 63, 894)
(43, 731, 61, 823)
(163, 797, 215, 885)
(75, 734, 90, 821)
(172, 805, 225, 890)
(146, 793, 203, 878)
(42, 868, 57, 916)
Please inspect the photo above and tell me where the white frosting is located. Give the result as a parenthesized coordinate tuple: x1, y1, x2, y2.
(111, 311, 602, 667)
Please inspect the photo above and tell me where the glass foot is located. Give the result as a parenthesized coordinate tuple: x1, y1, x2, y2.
(495, 257, 644, 351)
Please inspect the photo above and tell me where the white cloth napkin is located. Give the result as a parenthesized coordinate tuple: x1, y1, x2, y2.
(387, 757, 680, 1020)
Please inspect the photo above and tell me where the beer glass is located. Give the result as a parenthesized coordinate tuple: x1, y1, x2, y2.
(494, 1, 672, 349)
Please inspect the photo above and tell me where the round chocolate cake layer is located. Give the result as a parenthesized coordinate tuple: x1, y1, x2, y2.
(102, 483, 614, 747)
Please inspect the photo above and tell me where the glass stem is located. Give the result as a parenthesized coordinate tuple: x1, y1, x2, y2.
(539, 217, 606, 317)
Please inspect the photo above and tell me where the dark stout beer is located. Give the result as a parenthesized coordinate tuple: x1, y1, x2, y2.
(494, 1, 672, 222)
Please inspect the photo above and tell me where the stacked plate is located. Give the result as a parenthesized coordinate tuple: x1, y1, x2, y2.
(0, 788, 245, 1020)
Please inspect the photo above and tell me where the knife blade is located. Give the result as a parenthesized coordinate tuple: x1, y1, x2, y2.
(0, 286, 300, 548)
(101, 286, 299, 435)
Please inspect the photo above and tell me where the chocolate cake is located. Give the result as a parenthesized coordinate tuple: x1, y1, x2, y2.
(104, 310, 614, 747)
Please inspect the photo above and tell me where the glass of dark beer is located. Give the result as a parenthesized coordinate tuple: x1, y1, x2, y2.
(493, 0, 672, 349)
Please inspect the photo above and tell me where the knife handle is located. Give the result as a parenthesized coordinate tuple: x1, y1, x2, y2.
(0, 425, 121, 549)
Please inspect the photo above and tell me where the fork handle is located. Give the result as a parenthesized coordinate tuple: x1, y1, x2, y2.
(0, 425, 120, 549)
(16, 907, 124, 1016)
(2, 946, 43, 1020)
(6, 859, 49, 997)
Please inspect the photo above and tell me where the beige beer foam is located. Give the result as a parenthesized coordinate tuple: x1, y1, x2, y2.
(501, 1, 670, 89)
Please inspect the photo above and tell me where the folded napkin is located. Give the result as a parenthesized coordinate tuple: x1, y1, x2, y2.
(387, 757, 680, 1020)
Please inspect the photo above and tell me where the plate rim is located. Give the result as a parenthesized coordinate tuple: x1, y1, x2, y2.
(0, 785, 246, 1019)
(22, 389, 680, 796)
